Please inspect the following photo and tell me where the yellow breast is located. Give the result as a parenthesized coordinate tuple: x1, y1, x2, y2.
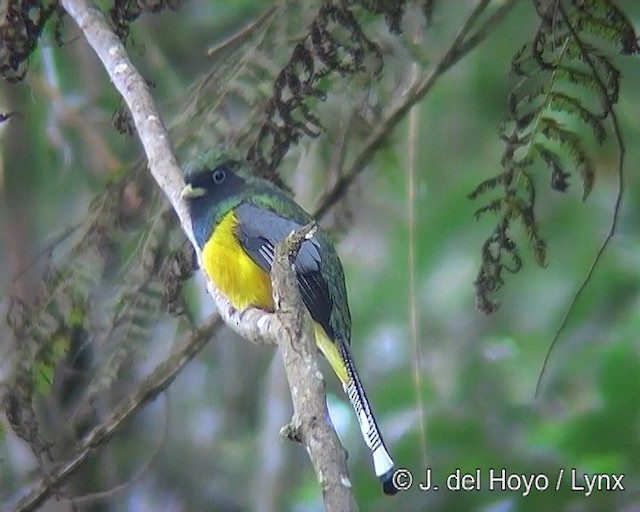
(201, 210, 274, 311)
(201, 209, 348, 384)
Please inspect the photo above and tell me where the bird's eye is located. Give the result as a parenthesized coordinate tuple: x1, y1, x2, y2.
(212, 168, 226, 184)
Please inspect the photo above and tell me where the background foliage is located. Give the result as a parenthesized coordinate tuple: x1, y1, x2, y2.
(1, 1, 640, 511)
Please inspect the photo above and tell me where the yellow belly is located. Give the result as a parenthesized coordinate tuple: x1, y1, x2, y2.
(202, 209, 347, 384)
(201, 210, 273, 311)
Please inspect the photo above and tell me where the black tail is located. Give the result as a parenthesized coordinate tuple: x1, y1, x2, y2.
(337, 338, 397, 495)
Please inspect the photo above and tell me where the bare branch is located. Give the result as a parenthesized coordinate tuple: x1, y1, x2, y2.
(9, 315, 222, 512)
(197, 223, 359, 509)
(313, 0, 518, 219)
(59, 0, 197, 250)
(10, 1, 355, 510)
(66, 393, 169, 506)
(8, 1, 519, 509)
(270, 224, 357, 512)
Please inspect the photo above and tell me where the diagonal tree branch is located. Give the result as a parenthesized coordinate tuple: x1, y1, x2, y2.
(59, 0, 196, 249)
(7, 1, 520, 510)
(9, 1, 356, 510)
(314, 0, 517, 219)
(9, 314, 222, 512)
(271, 223, 356, 511)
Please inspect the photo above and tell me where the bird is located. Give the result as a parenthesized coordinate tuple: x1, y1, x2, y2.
(180, 147, 397, 495)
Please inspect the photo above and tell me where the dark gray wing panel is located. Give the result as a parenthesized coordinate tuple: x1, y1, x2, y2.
(234, 202, 335, 338)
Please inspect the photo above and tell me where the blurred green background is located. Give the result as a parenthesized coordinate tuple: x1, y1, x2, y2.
(1, 1, 639, 511)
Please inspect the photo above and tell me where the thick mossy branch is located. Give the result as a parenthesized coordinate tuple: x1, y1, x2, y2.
(468, 0, 638, 314)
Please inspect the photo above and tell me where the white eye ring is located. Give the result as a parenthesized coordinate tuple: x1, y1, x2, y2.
(212, 168, 226, 184)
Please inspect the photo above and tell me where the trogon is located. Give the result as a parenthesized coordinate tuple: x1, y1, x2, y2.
(180, 147, 396, 494)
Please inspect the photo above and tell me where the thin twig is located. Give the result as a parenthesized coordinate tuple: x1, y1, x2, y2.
(9, 315, 221, 512)
(456, 0, 518, 57)
(67, 393, 169, 506)
(313, 0, 517, 219)
(206, 5, 278, 57)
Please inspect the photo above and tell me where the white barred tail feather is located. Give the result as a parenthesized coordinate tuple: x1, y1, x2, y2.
(337, 338, 397, 495)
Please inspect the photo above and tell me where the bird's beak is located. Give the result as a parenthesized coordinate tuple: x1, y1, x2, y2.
(180, 183, 206, 199)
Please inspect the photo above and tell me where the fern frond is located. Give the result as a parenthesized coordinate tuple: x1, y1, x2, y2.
(247, 2, 384, 179)
(547, 91, 606, 142)
(87, 209, 183, 394)
(572, 0, 639, 54)
(469, 0, 638, 313)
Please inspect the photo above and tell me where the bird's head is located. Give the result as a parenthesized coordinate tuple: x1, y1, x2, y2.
(180, 147, 255, 247)
(180, 147, 250, 203)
